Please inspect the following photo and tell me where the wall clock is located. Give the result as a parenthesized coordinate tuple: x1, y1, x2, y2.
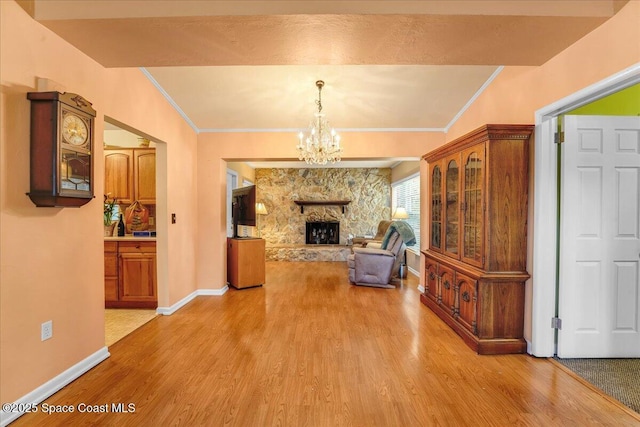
(26, 91, 96, 207)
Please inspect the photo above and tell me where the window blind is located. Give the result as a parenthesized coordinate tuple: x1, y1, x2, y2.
(392, 174, 421, 252)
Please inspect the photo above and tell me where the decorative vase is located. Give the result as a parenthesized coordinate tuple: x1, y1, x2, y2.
(104, 222, 117, 237)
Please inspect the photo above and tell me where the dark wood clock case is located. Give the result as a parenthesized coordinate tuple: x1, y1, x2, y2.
(26, 91, 96, 207)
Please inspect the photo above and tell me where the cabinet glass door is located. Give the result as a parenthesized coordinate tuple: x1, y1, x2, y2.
(445, 157, 459, 257)
(462, 147, 484, 266)
(430, 164, 443, 250)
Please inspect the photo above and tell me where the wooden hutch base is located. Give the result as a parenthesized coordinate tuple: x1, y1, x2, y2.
(420, 251, 528, 355)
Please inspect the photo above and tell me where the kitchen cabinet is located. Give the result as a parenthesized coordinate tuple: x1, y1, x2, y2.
(104, 241, 118, 302)
(104, 240, 157, 308)
(133, 149, 156, 205)
(421, 124, 533, 354)
(104, 148, 155, 205)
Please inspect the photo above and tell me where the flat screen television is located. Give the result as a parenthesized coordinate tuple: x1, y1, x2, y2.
(231, 185, 256, 238)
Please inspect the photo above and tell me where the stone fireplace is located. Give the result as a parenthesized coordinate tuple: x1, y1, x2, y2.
(306, 221, 339, 245)
(255, 167, 391, 261)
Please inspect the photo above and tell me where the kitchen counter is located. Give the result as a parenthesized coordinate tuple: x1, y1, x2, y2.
(104, 236, 156, 242)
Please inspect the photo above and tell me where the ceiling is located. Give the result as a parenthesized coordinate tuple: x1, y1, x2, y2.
(24, 1, 627, 167)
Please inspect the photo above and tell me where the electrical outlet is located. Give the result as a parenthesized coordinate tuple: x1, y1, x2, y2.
(41, 320, 53, 341)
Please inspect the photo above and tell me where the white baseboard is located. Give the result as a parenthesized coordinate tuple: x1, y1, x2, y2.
(0, 347, 110, 427)
(2, 284, 231, 425)
(197, 286, 229, 296)
(156, 286, 229, 316)
(408, 266, 423, 293)
(156, 290, 198, 315)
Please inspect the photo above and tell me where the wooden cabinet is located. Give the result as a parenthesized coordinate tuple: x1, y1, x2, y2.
(104, 241, 119, 302)
(104, 240, 157, 308)
(421, 124, 533, 354)
(104, 148, 155, 205)
(227, 238, 265, 289)
(133, 150, 156, 205)
(104, 150, 133, 204)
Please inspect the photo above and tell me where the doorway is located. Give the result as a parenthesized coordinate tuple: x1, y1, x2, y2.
(103, 119, 161, 346)
(226, 170, 238, 238)
(531, 64, 640, 357)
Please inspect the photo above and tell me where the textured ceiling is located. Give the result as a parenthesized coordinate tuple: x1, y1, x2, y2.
(26, 1, 624, 142)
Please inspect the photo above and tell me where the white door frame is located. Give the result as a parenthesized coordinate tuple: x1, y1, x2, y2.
(226, 169, 238, 238)
(530, 62, 640, 357)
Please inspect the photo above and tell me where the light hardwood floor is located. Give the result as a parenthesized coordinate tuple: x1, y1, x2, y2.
(14, 262, 640, 426)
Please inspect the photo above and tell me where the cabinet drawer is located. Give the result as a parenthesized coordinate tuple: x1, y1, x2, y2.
(104, 253, 117, 277)
(104, 241, 118, 253)
(105, 277, 118, 302)
(118, 241, 156, 253)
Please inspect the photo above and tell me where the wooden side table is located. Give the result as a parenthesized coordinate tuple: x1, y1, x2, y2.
(227, 238, 266, 289)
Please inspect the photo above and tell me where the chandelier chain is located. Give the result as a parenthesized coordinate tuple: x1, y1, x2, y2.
(316, 81, 323, 113)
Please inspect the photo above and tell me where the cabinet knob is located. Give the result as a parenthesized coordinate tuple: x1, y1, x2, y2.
(462, 291, 470, 303)
(443, 280, 450, 290)
(429, 272, 436, 281)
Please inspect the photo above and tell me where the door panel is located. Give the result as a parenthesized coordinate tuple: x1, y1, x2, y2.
(558, 115, 640, 358)
(425, 256, 439, 303)
(439, 265, 455, 315)
(444, 155, 460, 259)
(456, 272, 477, 334)
(104, 150, 133, 205)
(461, 144, 485, 268)
(134, 150, 156, 204)
(430, 162, 444, 252)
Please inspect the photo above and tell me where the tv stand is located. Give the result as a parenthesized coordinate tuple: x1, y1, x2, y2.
(227, 237, 265, 289)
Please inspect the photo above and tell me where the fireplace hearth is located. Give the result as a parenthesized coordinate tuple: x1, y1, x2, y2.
(306, 221, 339, 245)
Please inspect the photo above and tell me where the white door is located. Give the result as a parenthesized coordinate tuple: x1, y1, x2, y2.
(558, 115, 640, 358)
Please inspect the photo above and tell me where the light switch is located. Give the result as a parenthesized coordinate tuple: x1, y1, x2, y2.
(171, 213, 176, 224)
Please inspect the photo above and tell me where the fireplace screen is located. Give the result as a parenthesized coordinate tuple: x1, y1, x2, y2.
(306, 221, 339, 245)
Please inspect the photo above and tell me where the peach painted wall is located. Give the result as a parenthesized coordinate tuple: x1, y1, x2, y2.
(196, 131, 445, 290)
(447, 1, 640, 141)
(0, 1, 198, 403)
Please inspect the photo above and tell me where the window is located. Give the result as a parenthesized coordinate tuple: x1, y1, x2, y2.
(392, 174, 421, 252)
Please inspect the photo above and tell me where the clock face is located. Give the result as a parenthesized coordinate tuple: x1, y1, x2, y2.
(62, 112, 89, 146)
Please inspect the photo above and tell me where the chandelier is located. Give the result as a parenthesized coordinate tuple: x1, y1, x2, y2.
(296, 80, 342, 165)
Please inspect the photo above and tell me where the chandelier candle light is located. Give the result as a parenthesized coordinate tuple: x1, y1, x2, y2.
(297, 80, 342, 165)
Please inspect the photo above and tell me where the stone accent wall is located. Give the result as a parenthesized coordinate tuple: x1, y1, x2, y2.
(255, 168, 391, 252)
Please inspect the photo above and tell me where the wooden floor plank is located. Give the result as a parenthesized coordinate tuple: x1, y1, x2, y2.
(11, 261, 640, 426)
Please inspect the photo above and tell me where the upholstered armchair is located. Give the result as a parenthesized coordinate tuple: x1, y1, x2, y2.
(348, 221, 416, 288)
(351, 220, 392, 247)
(348, 230, 406, 289)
